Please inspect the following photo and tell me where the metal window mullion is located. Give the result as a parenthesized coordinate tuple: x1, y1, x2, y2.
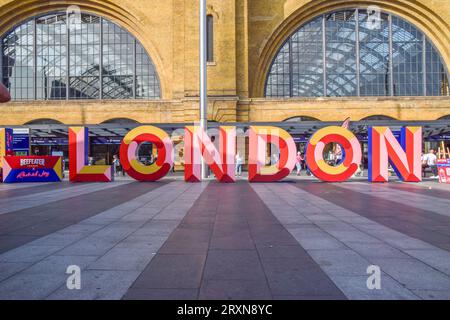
(99, 18, 103, 100)
(0, 36, 3, 86)
(388, 14, 394, 96)
(355, 9, 360, 97)
(288, 38, 293, 97)
(33, 18, 37, 100)
(422, 34, 427, 96)
(322, 14, 327, 97)
(133, 39, 136, 99)
(66, 14, 70, 100)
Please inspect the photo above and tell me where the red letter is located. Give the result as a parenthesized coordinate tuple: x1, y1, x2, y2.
(248, 126, 296, 182)
(184, 126, 236, 182)
(69, 127, 113, 182)
(369, 127, 422, 182)
(306, 126, 362, 182)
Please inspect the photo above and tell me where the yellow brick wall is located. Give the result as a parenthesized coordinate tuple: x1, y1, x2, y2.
(0, 0, 449, 124)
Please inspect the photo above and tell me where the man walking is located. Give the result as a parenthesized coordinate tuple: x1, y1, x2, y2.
(423, 149, 438, 178)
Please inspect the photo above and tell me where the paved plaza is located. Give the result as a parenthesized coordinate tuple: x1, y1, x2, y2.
(0, 176, 449, 300)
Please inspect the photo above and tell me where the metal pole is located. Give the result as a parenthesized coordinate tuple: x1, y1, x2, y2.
(200, 0, 208, 180)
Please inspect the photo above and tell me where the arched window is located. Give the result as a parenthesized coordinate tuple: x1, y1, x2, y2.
(1, 12, 161, 100)
(25, 118, 63, 125)
(360, 115, 396, 121)
(284, 116, 320, 122)
(265, 9, 450, 98)
(102, 118, 139, 124)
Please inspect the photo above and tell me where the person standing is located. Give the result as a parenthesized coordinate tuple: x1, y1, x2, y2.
(112, 154, 120, 176)
(295, 152, 303, 176)
(335, 144, 343, 165)
(235, 152, 243, 177)
(423, 149, 438, 178)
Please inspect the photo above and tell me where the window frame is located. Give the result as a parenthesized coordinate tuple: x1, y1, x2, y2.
(264, 8, 450, 98)
(0, 11, 161, 101)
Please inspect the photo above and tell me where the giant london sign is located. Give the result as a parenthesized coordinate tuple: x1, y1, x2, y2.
(64, 125, 422, 183)
(0, 125, 422, 184)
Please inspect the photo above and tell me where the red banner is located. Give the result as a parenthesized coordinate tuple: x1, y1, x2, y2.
(437, 159, 450, 184)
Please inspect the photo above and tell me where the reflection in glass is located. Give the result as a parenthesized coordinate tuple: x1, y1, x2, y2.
(1, 12, 160, 100)
(265, 9, 449, 98)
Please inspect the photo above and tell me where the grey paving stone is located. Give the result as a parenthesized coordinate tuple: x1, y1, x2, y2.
(272, 295, 343, 300)
(0, 245, 62, 263)
(256, 244, 310, 260)
(404, 249, 450, 276)
(28, 232, 86, 247)
(287, 231, 346, 250)
(55, 238, 118, 256)
(330, 274, 419, 300)
(88, 248, 154, 271)
(22, 255, 97, 275)
(324, 230, 383, 244)
(202, 250, 266, 281)
(371, 257, 450, 290)
(132, 254, 207, 289)
(114, 235, 167, 250)
(260, 257, 343, 297)
(46, 270, 140, 300)
(345, 242, 410, 259)
(307, 249, 371, 276)
(55, 223, 105, 236)
(199, 279, 272, 300)
(0, 262, 32, 282)
(0, 273, 67, 300)
(123, 288, 199, 300)
(412, 290, 450, 300)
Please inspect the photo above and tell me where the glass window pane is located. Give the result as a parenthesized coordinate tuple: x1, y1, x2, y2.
(265, 41, 290, 97)
(1, 21, 34, 100)
(207, 15, 214, 62)
(359, 11, 390, 96)
(264, 9, 449, 98)
(1, 12, 160, 100)
(391, 16, 424, 96)
(102, 19, 134, 99)
(291, 17, 323, 97)
(68, 14, 100, 99)
(36, 14, 67, 100)
(426, 40, 449, 96)
(325, 10, 358, 97)
(136, 43, 160, 99)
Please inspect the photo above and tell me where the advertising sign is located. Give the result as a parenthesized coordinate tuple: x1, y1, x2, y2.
(12, 128, 30, 155)
(0, 128, 14, 157)
(2, 156, 63, 183)
(437, 159, 450, 184)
